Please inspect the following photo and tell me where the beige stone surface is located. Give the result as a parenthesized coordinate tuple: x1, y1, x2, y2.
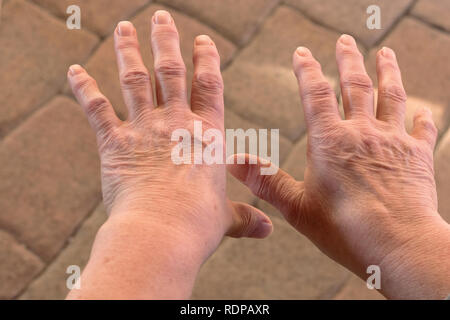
(225, 109, 293, 164)
(19, 203, 107, 300)
(32, 0, 150, 37)
(227, 172, 256, 205)
(159, 0, 280, 45)
(366, 18, 450, 133)
(0, 0, 98, 137)
(285, 0, 413, 47)
(412, 0, 450, 32)
(0, 0, 449, 301)
(0, 231, 44, 299)
(82, 4, 236, 119)
(0, 96, 101, 262)
(192, 216, 348, 299)
(224, 6, 342, 141)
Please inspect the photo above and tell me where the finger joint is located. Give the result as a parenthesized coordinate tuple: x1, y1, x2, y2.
(120, 70, 150, 88)
(341, 73, 373, 94)
(155, 60, 186, 79)
(193, 71, 223, 95)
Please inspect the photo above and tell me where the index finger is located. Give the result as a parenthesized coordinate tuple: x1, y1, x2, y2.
(293, 47, 340, 134)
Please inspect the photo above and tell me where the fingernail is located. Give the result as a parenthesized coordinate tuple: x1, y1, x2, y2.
(296, 46, 310, 57)
(420, 107, 432, 116)
(340, 34, 355, 45)
(253, 221, 273, 237)
(195, 35, 212, 45)
(381, 46, 395, 58)
(68, 64, 84, 76)
(154, 10, 171, 24)
(118, 21, 134, 36)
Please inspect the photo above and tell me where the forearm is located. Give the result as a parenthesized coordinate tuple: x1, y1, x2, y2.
(379, 217, 450, 299)
(66, 213, 210, 299)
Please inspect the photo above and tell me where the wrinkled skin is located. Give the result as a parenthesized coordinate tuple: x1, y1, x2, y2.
(67, 12, 272, 299)
(68, 14, 272, 246)
(67, 9, 449, 299)
(229, 36, 450, 299)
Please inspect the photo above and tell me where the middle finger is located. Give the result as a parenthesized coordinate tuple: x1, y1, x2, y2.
(151, 10, 188, 107)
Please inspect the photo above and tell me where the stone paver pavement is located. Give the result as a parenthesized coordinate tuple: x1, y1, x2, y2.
(0, 95, 101, 262)
(159, 0, 280, 46)
(192, 216, 349, 299)
(0, 0, 448, 300)
(411, 0, 450, 32)
(19, 203, 107, 299)
(0, 0, 98, 137)
(285, 0, 413, 47)
(32, 0, 150, 37)
(0, 230, 44, 299)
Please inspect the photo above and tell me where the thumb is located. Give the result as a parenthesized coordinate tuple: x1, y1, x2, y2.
(227, 154, 303, 219)
(226, 201, 273, 239)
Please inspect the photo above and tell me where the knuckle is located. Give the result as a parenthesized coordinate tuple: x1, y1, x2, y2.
(155, 59, 186, 78)
(417, 118, 437, 136)
(379, 84, 407, 103)
(240, 210, 256, 235)
(152, 28, 179, 42)
(85, 96, 110, 117)
(379, 60, 399, 72)
(341, 73, 373, 93)
(361, 135, 380, 153)
(255, 174, 274, 200)
(120, 69, 150, 88)
(72, 76, 95, 95)
(115, 38, 139, 51)
(302, 81, 334, 102)
(297, 58, 321, 70)
(340, 47, 364, 59)
(193, 71, 223, 94)
(255, 173, 286, 204)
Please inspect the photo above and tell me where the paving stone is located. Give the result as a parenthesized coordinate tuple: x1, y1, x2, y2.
(257, 135, 307, 217)
(0, 0, 98, 137)
(31, 0, 150, 37)
(0, 96, 101, 262)
(412, 0, 450, 32)
(285, 0, 413, 47)
(227, 173, 256, 205)
(159, 0, 280, 45)
(19, 203, 107, 300)
(366, 18, 450, 133)
(0, 230, 44, 299)
(435, 129, 450, 223)
(225, 109, 293, 165)
(81, 4, 236, 119)
(223, 6, 341, 142)
(333, 274, 385, 300)
(192, 216, 348, 299)
(225, 109, 293, 204)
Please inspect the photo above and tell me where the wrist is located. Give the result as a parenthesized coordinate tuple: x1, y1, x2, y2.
(72, 210, 217, 299)
(99, 210, 214, 269)
(110, 191, 226, 241)
(378, 216, 450, 299)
